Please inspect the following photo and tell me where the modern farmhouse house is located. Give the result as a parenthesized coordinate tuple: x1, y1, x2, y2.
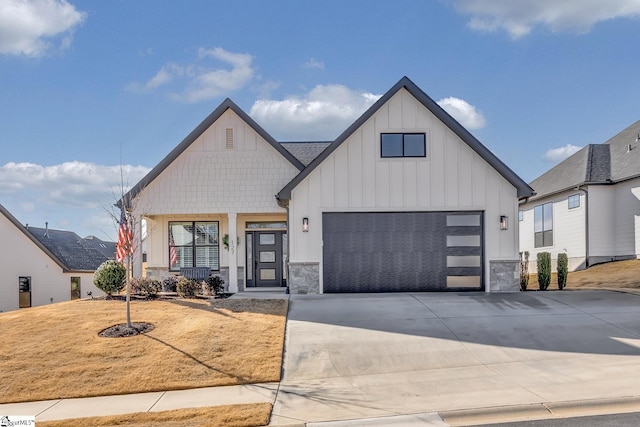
(124, 77, 533, 294)
(519, 119, 640, 272)
(0, 203, 106, 312)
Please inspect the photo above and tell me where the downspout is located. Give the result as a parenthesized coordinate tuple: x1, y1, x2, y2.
(576, 186, 589, 268)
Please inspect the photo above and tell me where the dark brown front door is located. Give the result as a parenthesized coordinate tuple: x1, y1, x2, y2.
(246, 231, 286, 287)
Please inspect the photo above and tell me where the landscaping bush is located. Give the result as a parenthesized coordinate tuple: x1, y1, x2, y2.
(557, 253, 568, 290)
(519, 251, 530, 291)
(162, 276, 179, 292)
(128, 277, 161, 298)
(93, 260, 126, 296)
(206, 275, 225, 295)
(177, 278, 199, 298)
(537, 252, 551, 291)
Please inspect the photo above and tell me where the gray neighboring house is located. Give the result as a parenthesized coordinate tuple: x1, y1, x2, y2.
(519, 119, 640, 271)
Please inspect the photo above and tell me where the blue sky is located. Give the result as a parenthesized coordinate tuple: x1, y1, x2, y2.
(1, 0, 639, 241)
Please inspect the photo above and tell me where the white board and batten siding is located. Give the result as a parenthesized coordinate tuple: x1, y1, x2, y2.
(289, 89, 520, 288)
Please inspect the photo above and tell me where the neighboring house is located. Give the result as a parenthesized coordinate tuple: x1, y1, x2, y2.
(124, 76, 533, 294)
(0, 204, 106, 312)
(519, 119, 640, 272)
(83, 235, 117, 259)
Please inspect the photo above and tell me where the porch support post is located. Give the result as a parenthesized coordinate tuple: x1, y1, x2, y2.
(228, 212, 238, 293)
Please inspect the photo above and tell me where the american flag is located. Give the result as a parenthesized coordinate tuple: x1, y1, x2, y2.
(116, 208, 133, 263)
(169, 229, 178, 267)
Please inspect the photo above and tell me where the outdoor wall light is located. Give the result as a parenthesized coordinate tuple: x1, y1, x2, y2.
(302, 217, 309, 232)
(500, 215, 509, 231)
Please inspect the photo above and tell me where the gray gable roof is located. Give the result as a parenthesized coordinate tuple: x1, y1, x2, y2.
(528, 119, 640, 201)
(277, 76, 533, 200)
(0, 203, 104, 272)
(122, 98, 306, 208)
(26, 227, 109, 272)
(280, 142, 332, 166)
(83, 235, 117, 260)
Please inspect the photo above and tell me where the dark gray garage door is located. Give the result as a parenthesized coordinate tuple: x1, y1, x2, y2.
(322, 211, 483, 293)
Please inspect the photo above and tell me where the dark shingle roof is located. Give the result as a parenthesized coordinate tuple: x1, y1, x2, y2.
(280, 142, 332, 166)
(26, 227, 109, 271)
(528, 119, 640, 201)
(83, 236, 117, 260)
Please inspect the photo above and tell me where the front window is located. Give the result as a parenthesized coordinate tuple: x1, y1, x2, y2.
(381, 133, 426, 157)
(534, 202, 553, 248)
(169, 221, 219, 272)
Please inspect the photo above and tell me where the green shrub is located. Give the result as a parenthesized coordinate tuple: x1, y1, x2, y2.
(129, 277, 161, 298)
(162, 276, 179, 292)
(537, 252, 551, 291)
(93, 260, 126, 296)
(557, 253, 568, 290)
(519, 251, 530, 291)
(206, 275, 225, 295)
(177, 278, 199, 298)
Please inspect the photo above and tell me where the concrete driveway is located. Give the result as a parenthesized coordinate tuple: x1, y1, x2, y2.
(270, 291, 640, 425)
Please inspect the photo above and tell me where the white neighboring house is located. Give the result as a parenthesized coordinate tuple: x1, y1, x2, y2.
(124, 76, 533, 294)
(519, 119, 640, 272)
(0, 204, 106, 312)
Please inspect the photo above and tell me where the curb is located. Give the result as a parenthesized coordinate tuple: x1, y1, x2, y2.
(439, 395, 640, 426)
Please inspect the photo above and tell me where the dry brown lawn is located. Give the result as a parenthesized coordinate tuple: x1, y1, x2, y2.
(39, 403, 272, 427)
(526, 259, 640, 290)
(0, 297, 287, 404)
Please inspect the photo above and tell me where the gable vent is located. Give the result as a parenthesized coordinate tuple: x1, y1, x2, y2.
(225, 128, 234, 149)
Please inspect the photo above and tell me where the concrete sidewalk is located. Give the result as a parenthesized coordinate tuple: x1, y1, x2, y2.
(0, 383, 279, 423)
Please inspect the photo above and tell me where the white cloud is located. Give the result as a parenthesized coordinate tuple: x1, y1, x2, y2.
(437, 97, 486, 130)
(249, 84, 381, 140)
(453, 0, 640, 39)
(544, 144, 582, 162)
(0, 161, 151, 239)
(0, 0, 86, 57)
(127, 47, 255, 103)
(303, 58, 325, 70)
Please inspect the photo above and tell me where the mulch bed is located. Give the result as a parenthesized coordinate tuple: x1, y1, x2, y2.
(99, 322, 155, 338)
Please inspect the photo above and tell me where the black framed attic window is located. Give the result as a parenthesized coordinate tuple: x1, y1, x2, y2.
(381, 133, 426, 158)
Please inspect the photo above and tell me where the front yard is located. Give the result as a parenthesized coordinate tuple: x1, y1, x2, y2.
(0, 297, 287, 404)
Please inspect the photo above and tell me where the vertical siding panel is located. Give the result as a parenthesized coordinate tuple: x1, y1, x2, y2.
(458, 146, 473, 206)
(402, 93, 417, 128)
(321, 158, 335, 208)
(334, 145, 349, 207)
(389, 162, 404, 207)
(348, 132, 363, 207)
(404, 161, 418, 207)
(472, 159, 487, 206)
(417, 159, 431, 207)
(388, 93, 403, 128)
(362, 122, 376, 207)
(376, 161, 390, 207)
(308, 172, 323, 259)
(444, 134, 459, 207)
(430, 123, 445, 206)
